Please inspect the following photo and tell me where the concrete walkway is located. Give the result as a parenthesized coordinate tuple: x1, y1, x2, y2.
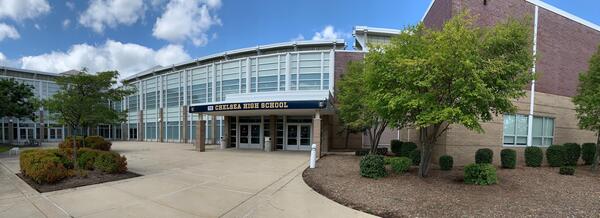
(0, 142, 374, 218)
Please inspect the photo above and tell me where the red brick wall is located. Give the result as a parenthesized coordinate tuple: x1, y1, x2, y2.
(423, 0, 453, 29)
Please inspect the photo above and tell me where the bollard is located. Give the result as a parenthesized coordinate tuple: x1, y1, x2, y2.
(309, 144, 317, 168)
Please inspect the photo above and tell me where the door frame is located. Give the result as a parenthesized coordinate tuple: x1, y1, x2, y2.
(285, 123, 312, 151)
(239, 123, 262, 149)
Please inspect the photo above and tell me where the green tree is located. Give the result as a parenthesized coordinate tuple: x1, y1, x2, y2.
(366, 13, 534, 177)
(0, 78, 38, 120)
(44, 70, 133, 166)
(573, 44, 600, 171)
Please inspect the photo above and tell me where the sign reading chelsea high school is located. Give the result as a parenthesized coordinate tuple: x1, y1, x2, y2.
(189, 100, 326, 113)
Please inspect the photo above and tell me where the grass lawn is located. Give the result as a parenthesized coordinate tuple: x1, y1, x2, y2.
(0, 145, 14, 153)
(304, 155, 600, 217)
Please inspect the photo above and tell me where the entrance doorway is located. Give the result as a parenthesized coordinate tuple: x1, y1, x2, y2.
(286, 124, 311, 151)
(239, 124, 261, 149)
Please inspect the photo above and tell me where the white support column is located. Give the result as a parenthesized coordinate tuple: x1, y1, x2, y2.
(285, 53, 291, 91)
(527, 6, 539, 147)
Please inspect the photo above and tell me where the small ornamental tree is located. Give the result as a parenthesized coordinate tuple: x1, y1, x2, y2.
(0, 78, 38, 121)
(365, 12, 534, 177)
(573, 44, 600, 171)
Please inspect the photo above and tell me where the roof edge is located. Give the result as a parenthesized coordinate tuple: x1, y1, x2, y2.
(526, 0, 600, 33)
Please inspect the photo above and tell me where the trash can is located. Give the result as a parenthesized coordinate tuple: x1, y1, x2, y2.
(264, 137, 271, 152)
(220, 137, 226, 150)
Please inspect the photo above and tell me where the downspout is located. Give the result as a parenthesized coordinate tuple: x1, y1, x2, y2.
(527, 6, 539, 147)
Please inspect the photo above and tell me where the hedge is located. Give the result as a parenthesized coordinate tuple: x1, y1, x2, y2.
(355, 148, 388, 156)
(581, 143, 597, 165)
(410, 149, 421, 166)
(77, 148, 99, 170)
(359, 154, 387, 179)
(439, 155, 453, 171)
(94, 151, 128, 174)
(475, 148, 493, 164)
(389, 157, 412, 173)
(563, 143, 581, 166)
(20, 149, 68, 184)
(525, 146, 543, 167)
(390, 140, 402, 155)
(559, 165, 575, 175)
(84, 136, 112, 151)
(58, 136, 84, 150)
(399, 142, 417, 157)
(500, 149, 516, 169)
(546, 145, 565, 167)
(464, 163, 497, 185)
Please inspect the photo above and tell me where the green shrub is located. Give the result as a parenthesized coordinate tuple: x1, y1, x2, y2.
(94, 151, 127, 174)
(84, 136, 112, 151)
(77, 148, 99, 170)
(19, 149, 68, 184)
(563, 143, 581, 166)
(559, 165, 575, 175)
(581, 143, 597, 165)
(58, 136, 84, 150)
(525, 146, 543, 167)
(475, 148, 493, 164)
(439, 155, 453, 171)
(464, 163, 497, 185)
(389, 157, 412, 173)
(390, 140, 403, 155)
(410, 149, 421, 166)
(359, 154, 387, 179)
(500, 149, 516, 169)
(355, 148, 388, 156)
(399, 142, 418, 157)
(546, 145, 565, 167)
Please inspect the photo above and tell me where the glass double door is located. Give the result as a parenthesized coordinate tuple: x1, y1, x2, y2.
(286, 124, 311, 151)
(239, 124, 261, 149)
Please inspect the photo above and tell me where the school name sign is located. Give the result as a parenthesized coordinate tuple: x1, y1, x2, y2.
(189, 100, 326, 113)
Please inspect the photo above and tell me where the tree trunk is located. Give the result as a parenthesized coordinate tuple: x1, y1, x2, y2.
(592, 132, 600, 172)
(72, 126, 79, 170)
(418, 124, 443, 177)
(344, 130, 350, 149)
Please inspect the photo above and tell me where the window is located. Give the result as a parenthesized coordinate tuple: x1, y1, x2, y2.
(503, 114, 554, 146)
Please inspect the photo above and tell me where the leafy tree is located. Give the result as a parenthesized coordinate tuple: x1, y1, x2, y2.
(44, 71, 133, 167)
(573, 44, 600, 171)
(0, 78, 38, 120)
(366, 13, 534, 177)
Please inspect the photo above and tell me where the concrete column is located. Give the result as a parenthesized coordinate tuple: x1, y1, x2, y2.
(39, 110, 45, 142)
(121, 123, 127, 140)
(159, 108, 164, 142)
(270, 115, 276, 151)
(7, 119, 13, 145)
(195, 114, 206, 152)
(313, 111, 322, 157)
(223, 116, 230, 148)
(211, 115, 217, 144)
(181, 106, 188, 143)
(138, 110, 144, 141)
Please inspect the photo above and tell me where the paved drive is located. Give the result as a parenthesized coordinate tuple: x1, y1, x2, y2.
(0, 142, 374, 218)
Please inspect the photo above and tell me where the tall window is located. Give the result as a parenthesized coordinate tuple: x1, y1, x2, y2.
(503, 114, 554, 146)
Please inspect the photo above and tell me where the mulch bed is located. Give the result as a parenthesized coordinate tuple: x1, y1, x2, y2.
(303, 155, 600, 217)
(17, 170, 141, 193)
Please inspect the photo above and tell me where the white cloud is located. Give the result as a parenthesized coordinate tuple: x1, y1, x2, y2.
(0, 23, 20, 41)
(79, 0, 145, 33)
(291, 34, 305, 41)
(34, 23, 41, 30)
(153, 0, 222, 46)
(0, 52, 5, 62)
(62, 19, 71, 29)
(65, 1, 75, 10)
(0, 0, 50, 21)
(20, 40, 191, 79)
(312, 25, 345, 41)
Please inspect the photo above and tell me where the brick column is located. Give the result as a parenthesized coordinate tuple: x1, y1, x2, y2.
(210, 115, 217, 144)
(159, 108, 164, 142)
(182, 106, 188, 143)
(313, 111, 322, 157)
(270, 115, 276, 151)
(138, 110, 144, 141)
(195, 114, 206, 152)
(39, 110, 45, 142)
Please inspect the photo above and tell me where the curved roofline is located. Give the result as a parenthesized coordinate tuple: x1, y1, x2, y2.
(124, 39, 346, 82)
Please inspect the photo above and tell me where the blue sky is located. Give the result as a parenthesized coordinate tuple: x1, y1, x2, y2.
(0, 0, 599, 78)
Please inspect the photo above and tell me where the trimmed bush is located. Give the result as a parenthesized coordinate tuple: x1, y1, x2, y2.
(559, 165, 575, 175)
(58, 136, 84, 150)
(389, 157, 412, 173)
(439, 155, 453, 171)
(359, 154, 387, 179)
(94, 151, 128, 174)
(77, 148, 99, 170)
(546, 145, 565, 167)
(525, 146, 543, 167)
(19, 149, 68, 184)
(399, 142, 418, 157)
(563, 143, 581, 166)
(355, 148, 388, 156)
(390, 140, 403, 155)
(500, 149, 516, 169)
(410, 149, 421, 166)
(84, 136, 112, 151)
(464, 163, 497, 185)
(581, 143, 597, 165)
(475, 148, 493, 164)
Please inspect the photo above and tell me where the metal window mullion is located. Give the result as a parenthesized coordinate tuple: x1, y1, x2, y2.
(296, 54, 300, 90)
(239, 60, 242, 93)
(320, 52, 324, 89)
(246, 58, 251, 93)
(277, 55, 281, 91)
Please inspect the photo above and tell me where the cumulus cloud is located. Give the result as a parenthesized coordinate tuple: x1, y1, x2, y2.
(0, 52, 6, 62)
(291, 34, 305, 41)
(0, 0, 50, 21)
(79, 0, 145, 33)
(62, 19, 71, 29)
(153, 0, 222, 46)
(20, 40, 191, 79)
(312, 25, 345, 41)
(65, 1, 75, 10)
(0, 23, 20, 41)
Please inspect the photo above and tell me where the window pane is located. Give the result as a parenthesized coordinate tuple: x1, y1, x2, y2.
(503, 115, 515, 135)
(544, 118, 554, 137)
(544, 138, 553, 146)
(516, 136, 527, 145)
(516, 115, 528, 135)
(533, 117, 543, 137)
(504, 136, 514, 145)
(532, 137, 542, 146)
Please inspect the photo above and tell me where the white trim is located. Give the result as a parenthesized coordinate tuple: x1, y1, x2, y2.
(421, 0, 436, 22)
(526, 0, 600, 33)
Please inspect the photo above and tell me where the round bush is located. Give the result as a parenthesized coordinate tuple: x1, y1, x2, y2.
(546, 145, 565, 167)
(58, 136, 84, 151)
(19, 149, 68, 184)
(581, 143, 597, 165)
(464, 163, 497, 185)
(77, 148, 99, 170)
(439, 155, 453, 171)
(563, 143, 581, 166)
(525, 146, 543, 167)
(559, 165, 575, 175)
(389, 157, 412, 173)
(390, 140, 403, 155)
(475, 148, 493, 164)
(84, 136, 112, 151)
(359, 154, 387, 179)
(410, 149, 421, 166)
(94, 151, 128, 174)
(400, 142, 417, 157)
(500, 149, 516, 169)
